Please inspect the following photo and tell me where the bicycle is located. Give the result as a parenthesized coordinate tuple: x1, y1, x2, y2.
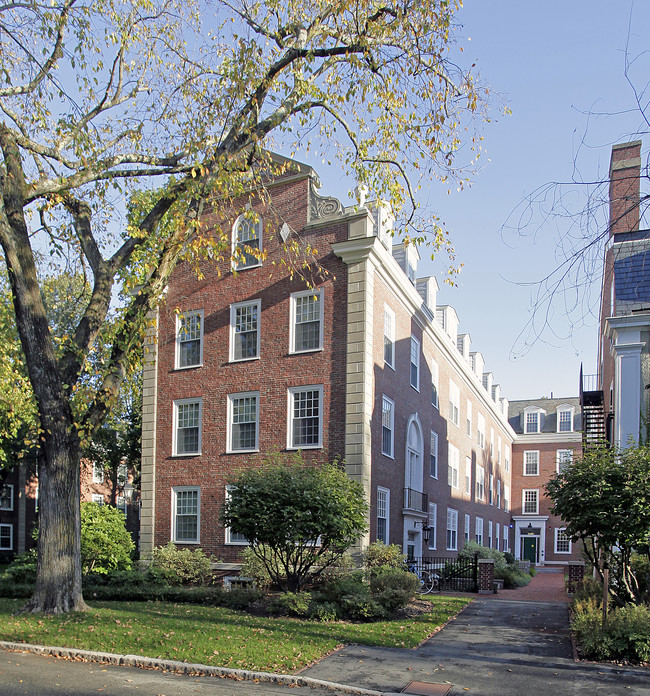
(407, 562, 435, 594)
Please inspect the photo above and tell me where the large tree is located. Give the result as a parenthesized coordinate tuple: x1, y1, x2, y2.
(0, 0, 488, 613)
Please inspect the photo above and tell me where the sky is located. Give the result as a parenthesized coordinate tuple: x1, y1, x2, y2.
(292, 1, 650, 402)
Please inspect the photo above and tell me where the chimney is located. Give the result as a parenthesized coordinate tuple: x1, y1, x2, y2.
(609, 141, 642, 237)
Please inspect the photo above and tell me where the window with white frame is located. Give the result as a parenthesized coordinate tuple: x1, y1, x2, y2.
(176, 310, 203, 369)
(524, 450, 540, 476)
(0, 484, 13, 511)
(447, 443, 459, 489)
(225, 486, 248, 544)
(232, 213, 262, 269)
(504, 484, 510, 513)
(503, 525, 509, 552)
(466, 400, 472, 437)
(291, 290, 323, 353)
(410, 335, 420, 390)
(464, 513, 471, 543)
(496, 522, 500, 550)
(91, 493, 104, 505)
(446, 508, 458, 551)
(377, 487, 390, 544)
(556, 449, 573, 473)
(524, 410, 540, 434)
(505, 446, 510, 472)
(430, 431, 438, 478)
(554, 527, 572, 554)
(0, 524, 12, 550)
(228, 392, 259, 452)
(488, 520, 493, 548)
(497, 479, 501, 509)
(172, 487, 200, 543)
(477, 413, 485, 449)
(92, 461, 104, 484)
(117, 463, 127, 486)
(173, 398, 202, 456)
(523, 489, 539, 514)
(464, 456, 471, 496)
(497, 435, 502, 465)
(230, 300, 260, 361)
(489, 474, 494, 505)
(116, 496, 127, 515)
(448, 379, 460, 427)
(428, 502, 437, 550)
(381, 396, 394, 458)
(431, 359, 439, 408)
(476, 465, 485, 501)
(557, 408, 574, 432)
(490, 428, 494, 457)
(384, 306, 395, 368)
(288, 386, 323, 449)
(475, 516, 483, 546)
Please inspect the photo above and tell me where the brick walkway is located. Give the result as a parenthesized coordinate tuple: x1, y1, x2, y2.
(493, 567, 568, 602)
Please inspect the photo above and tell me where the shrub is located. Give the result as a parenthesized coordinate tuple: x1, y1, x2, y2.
(495, 566, 531, 588)
(150, 542, 213, 586)
(240, 545, 283, 589)
(458, 541, 508, 572)
(363, 541, 405, 570)
(222, 586, 264, 610)
(81, 502, 134, 575)
(308, 601, 339, 622)
(3, 549, 37, 584)
(572, 598, 650, 663)
(369, 567, 419, 612)
(268, 591, 311, 617)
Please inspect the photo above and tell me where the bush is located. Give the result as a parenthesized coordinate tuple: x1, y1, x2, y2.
(3, 549, 37, 584)
(150, 542, 213, 586)
(369, 567, 419, 612)
(572, 598, 650, 664)
(495, 566, 531, 588)
(240, 545, 283, 589)
(458, 541, 508, 572)
(363, 541, 405, 570)
(308, 601, 339, 622)
(268, 591, 311, 617)
(81, 502, 134, 575)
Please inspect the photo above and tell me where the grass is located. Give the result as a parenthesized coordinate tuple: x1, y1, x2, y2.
(0, 595, 471, 673)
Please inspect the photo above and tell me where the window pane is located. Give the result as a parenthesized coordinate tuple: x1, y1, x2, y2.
(292, 389, 320, 446)
(231, 395, 257, 450)
(179, 313, 201, 368)
(177, 401, 200, 454)
(235, 218, 261, 268)
(294, 294, 321, 351)
(234, 304, 258, 359)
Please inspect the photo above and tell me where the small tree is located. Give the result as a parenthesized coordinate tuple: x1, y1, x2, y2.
(546, 445, 650, 605)
(80, 502, 134, 576)
(222, 454, 368, 592)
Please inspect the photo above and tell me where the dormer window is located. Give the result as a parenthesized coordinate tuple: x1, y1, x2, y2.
(232, 213, 262, 270)
(524, 409, 541, 434)
(557, 407, 574, 433)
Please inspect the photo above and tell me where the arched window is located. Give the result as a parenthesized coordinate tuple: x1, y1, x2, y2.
(232, 213, 262, 270)
(405, 417, 423, 492)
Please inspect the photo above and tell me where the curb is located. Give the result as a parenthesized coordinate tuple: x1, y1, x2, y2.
(0, 640, 385, 695)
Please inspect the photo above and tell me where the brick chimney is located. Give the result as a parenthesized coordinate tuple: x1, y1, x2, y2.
(609, 140, 642, 237)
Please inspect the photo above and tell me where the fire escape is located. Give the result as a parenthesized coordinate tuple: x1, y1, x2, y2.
(580, 365, 608, 449)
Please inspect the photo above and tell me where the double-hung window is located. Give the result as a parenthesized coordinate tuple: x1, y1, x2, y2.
(291, 290, 323, 353)
(0, 484, 13, 511)
(489, 474, 494, 505)
(497, 479, 501, 509)
(377, 487, 390, 544)
(430, 431, 438, 478)
(504, 484, 510, 513)
(173, 398, 202, 456)
(496, 522, 500, 550)
(232, 213, 262, 269)
(524, 410, 540, 434)
(172, 487, 200, 543)
(230, 300, 260, 361)
(382, 396, 394, 458)
(475, 517, 483, 546)
(0, 524, 12, 551)
(466, 400, 472, 437)
(464, 514, 471, 543)
(448, 379, 460, 426)
(476, 465, 485, 501)
(555, 528, 572, 554)
(477, 413, 485, 449)
(524, 450, 540, 476)
(505, 447, 510, 472)
(92, 493, 104, 505)
(431, 359, 439, 408)
(447, 443, 459, 489)
(523, 489, 539, 514)
(410, 336, 420, 390)
(446, 508, 458, 551)
(176, 310, 203, 368)
(503, 525, 509, 552)
(488, 520, 493, 548)
(92, 462, 103, 484)
(428, 503, 437, 550)
(288, 386, 323, 449)
(464, 457, 471, 495)
(557, 408, 574, 432)
(228, 392, 259, 452)
(384, 306, 395, 368)
(556, 449, 573, 473)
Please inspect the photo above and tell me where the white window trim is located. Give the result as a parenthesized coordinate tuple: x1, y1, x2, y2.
(464, 513, 471, 543)
(522, 489, 539, 515)
(431, 358, 439, 408)
(524, 408, 541, 434)
(287, 385, 324, 450)
(230, 299, 261, 362)
(446, 507, 458, 551)
(172, 486, 201, 544)
(92, 462, 104, 484)
(556, 449, 573, 473)
(410, 335, 420, 391)
(466, 399, 472, 437)
(477, 413, 486, 450)
(430, 431, 438, 479)
(232, 212, 262, 270)
(489, 474, 494, 505)
(557, 407, 575, 433)
(447, 442, 459, 489)
(554, 527, 572, 554)
(503, 525, 509, 553)
(505, 447, 511, 473)
(523, 450, 540, 476)
(175, 309, 204, 370)
(428, 502, 437, 550)
(172, 397, 202, 457)
(0, 484, 14, 511)
(448, 379, 460, 427)
(475, 516, 484, 546)
(0, 523, 13, 551)
(377, 486, 390, 545)
(289, 289, 324, 354)
(381, 395, 395, 459)
(227, 391, 260, 453)
(384, 305, 395, 370)
(504, 484, 510, 513)
(488, 520, 493, 549)
(91, 493, 104, 505)
(464, 457, 471, 496)
(476, 465, 485, 501)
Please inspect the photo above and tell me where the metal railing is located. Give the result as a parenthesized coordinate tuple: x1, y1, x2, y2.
(403, 487, 428, 513)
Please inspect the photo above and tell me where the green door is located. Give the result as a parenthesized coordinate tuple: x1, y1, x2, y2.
(523, 537, 537, 564)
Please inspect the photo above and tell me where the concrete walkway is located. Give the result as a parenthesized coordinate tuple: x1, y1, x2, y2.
(301, 568, 650, 695)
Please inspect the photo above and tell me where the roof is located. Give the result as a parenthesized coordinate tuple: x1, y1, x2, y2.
(508, 397, 581, 435)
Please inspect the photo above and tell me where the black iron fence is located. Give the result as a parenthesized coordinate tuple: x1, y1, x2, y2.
(409, 554, 478, 593)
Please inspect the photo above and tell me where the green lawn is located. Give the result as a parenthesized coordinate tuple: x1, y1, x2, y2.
(0, 595, 471, 673)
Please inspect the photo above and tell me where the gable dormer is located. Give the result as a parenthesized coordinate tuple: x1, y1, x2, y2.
(491, 383, 501, 404)
(416, 276, 438, 313)
(436, 305, 458, 344)
(457, 333, 471, 361)
(482, 371, 493, 395)
(392, 242, 420, 284)
(556, 403, 575, 432)
(470, 351, 484, 380)
(521, 406, 547, 434)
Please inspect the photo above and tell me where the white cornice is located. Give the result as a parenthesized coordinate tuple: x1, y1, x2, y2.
(514, 432, 582, 445)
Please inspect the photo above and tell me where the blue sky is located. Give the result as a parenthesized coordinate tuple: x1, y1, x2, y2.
(294, 1, 650, 401)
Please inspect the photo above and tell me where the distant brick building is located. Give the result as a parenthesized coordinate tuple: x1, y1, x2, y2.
(509, 398, 583, 566)
(140, 155, 516, 563)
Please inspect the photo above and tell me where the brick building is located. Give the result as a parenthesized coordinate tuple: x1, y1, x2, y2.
(140, 155, 516, 562)
(508, 398, 583, 566)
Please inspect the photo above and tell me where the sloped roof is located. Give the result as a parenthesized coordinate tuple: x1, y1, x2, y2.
(508, 397, 581, 434)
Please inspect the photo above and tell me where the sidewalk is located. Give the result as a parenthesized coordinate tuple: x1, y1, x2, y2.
(301, 568, 650, 696)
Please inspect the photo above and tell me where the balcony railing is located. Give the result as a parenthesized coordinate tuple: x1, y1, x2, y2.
(581, 372, 599, 393)
(403, 487, 428, 513)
